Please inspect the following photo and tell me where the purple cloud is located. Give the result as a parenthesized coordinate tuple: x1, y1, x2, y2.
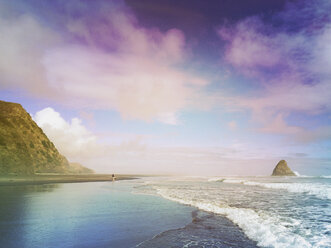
(219, 18, 283, 72)
(218, 0, 331, 142)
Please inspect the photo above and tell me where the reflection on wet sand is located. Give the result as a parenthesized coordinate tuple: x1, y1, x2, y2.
(137, 210, 258, 248)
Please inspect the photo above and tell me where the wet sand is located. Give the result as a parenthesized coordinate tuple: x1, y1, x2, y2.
(0, 181, 194, 248)
(0, 174, 139, 186)
(137, 210, 258, 248)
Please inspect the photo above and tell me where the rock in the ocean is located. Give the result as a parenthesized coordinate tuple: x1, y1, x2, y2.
(271, 160, 296, 176)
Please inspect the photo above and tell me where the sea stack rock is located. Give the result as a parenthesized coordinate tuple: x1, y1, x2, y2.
(271, 160, 296, 176)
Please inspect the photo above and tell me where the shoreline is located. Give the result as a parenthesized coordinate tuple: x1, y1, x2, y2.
(0, 174, 140, 186)
(137, 209, 258, 248)
(0, 179, 195, 248)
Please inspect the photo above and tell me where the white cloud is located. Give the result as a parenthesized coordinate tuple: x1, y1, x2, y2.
(34, 108, 99, 160)
(32, 108, 327, 175)
(156, 112, 179, 125)
(31, 107, 274, 174)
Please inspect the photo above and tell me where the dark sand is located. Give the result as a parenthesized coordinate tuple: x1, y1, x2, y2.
(0, 174, 139, 186)
(137, 210, 258, 248)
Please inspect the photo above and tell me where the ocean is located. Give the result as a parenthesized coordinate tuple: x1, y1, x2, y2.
(135, 176, 331, 248)
(0, 176, 330, 248)
(0, 181, 194, 248)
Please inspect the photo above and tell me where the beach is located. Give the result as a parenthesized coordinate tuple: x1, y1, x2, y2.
(140, 176, 331, 247)
(0, 177, 258, 248)
(0, 176, 329, 247)
(0, 179, 195, 248)
(0, 174, 138, 186)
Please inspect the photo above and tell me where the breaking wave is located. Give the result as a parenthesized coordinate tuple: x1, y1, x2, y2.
(155, 187, 312, 248)
(221, 179, 331, 200)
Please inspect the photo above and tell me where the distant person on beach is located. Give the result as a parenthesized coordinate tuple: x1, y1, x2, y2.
(112, 174, 115, 181)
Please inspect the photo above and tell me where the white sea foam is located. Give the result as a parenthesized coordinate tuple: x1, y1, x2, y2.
(154, 187, 312, 248)
(293, 172, 313, 177)
(137, 177, 331, 248)
(293, 171, 302, 176)
(208, 177, 225, 182)
(222, 179, 331, 200)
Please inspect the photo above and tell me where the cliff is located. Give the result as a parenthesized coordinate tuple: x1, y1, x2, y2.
(271, 160, 296, 176)
(68, 162, 94, 174)
(0, 100, 92, 175)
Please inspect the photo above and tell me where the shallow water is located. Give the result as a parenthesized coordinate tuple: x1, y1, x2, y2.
(0, 180, 194, 248)
(1, 177, 329, 248)
(136, 176, 331, 248)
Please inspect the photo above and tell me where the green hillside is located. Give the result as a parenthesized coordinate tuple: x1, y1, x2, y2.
(0, 100, 92, 175)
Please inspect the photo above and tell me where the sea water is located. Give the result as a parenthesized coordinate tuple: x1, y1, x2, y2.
(135, 176, 331, 248)
(1, 177, 330, 248)
(0, 180, 194, 248)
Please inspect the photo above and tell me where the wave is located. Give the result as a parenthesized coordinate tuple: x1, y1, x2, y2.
(292, 172, 330, 178)
(155, 187, 312, 248)
(292, 171, 315, 177)
(208, 177, 225, 182)
(222, 179, 331, 200)
(293, 171, 307, 177)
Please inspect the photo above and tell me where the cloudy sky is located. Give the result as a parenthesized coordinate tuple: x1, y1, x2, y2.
(1, 0, 330, 175)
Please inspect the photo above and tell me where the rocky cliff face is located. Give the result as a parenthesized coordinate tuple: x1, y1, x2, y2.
(0, 100, 70, 175)
(271, 160, 296, 176)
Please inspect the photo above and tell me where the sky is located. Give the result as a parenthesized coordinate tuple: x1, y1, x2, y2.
(0, 0, 330, 176)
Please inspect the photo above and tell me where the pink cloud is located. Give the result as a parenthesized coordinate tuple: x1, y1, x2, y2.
(42, 43, 206, 123)
(0, 2, 208, 124)
(238, 78, 331, 116)
(0, 7, 60, 96)
(259, 113, 303, 135)
(227, 121, 237, 130)
(258, 113, 331, 144)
